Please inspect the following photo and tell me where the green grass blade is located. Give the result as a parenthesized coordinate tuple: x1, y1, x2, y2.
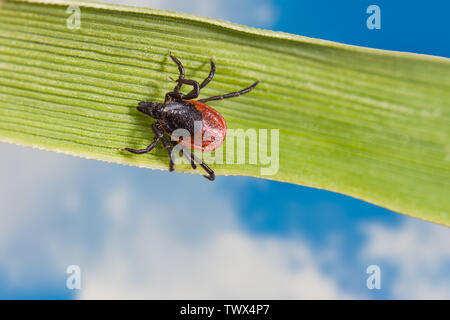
(0, 0, 449, 225)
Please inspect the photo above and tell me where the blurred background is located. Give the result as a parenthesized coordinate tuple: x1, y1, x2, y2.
(0, 0, 449, 299)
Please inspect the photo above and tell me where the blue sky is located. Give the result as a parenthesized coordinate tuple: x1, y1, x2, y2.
(0, 0, 449, 299)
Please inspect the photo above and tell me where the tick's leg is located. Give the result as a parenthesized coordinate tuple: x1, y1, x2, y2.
(160, 135, 175, 171)
(151, 122, 174, 171)
(182, 148, 197, 169)
(199, 58, 216, 89)
(177, 79, 200, 100)
(171, 141, 197, 169)
(169, 51, 185, 93)
(122, 136, 159, 154)
(121, 122, 162, 154)
(171, 141, 214, 180)
(190, 152, 215, 181)
(198, 81, 259, 103)
(165, 91, 182, 103)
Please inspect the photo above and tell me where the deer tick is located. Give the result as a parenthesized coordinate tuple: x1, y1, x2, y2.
(122, 52, 259, 181)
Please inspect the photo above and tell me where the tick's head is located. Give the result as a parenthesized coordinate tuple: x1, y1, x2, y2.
(137, 101, 163, 119)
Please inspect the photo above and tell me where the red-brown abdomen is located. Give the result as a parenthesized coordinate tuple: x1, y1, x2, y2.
(181, 100, 226, 152)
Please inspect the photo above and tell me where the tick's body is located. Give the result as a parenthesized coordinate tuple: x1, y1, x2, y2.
(153, 100, 226, 152)
(122, 52, 258, 181)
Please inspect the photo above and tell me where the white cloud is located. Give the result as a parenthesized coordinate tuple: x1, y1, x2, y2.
(0, 143, 80, 251)
(80, 188, 344, 299)
(102, 184, 132, 223)
(361, 220, 450, 299)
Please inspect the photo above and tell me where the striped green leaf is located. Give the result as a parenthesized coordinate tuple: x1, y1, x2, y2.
(0, 0, 449, 225)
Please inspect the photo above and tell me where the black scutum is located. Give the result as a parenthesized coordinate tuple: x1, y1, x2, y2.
(160, 101, 203, 137)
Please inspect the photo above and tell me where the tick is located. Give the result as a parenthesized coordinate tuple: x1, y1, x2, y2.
(122, 52, 259, 181)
